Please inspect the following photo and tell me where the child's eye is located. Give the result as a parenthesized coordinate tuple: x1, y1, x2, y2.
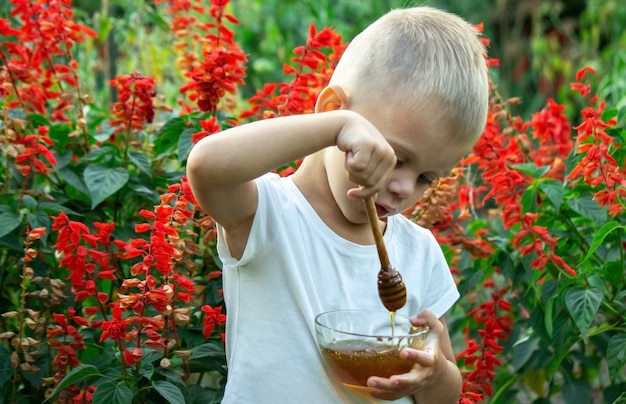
(418, 174, 435, 184)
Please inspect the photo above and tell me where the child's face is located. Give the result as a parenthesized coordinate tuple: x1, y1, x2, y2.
(328, 100, 474, 224)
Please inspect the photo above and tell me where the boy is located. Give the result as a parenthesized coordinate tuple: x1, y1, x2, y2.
(187, 6, 489, 404)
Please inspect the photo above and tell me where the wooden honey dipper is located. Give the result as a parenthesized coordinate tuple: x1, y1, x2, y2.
(364, 197, 407, 312)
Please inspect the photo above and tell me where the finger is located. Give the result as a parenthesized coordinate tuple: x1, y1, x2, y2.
(367, 369, 428, 399)
(367, 375, 415, 397)
(345, 152, 389, 188)
(345, 163, 393, 199)
(411, 309, 444, 334)
(346, 185, 377, 199)
(345, 139, 395, 179)
(406, 310, 443, 366)
(400, 346, 436, 367)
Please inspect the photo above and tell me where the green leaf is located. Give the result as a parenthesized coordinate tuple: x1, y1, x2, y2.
(190, 343, 224, 360)
(564, 151, 580, 181)
(48, 122, 73, 150)
(567, 195, 608, 224)
(582, 221, 624, 264)
(140, 347, 164, 365)
(84, 164, 130, 209)
(128, 151, 152, 177)
(159, 367, 185, 386)
(153, 380, 186, 404)
(544, 298, 555, 338)
(177, 127, 197, 164)
(26, 112, 50, 128)
(82, 144, 119, 163)
(38, 202, 81, 216)
(91, 381, 135, 404)
(130, 184, 160, 202)
(26, 210, 50, 230)
(513, 334, 539, 371)
(185, 384, 217, 404)
(139, 362, 155, 380)
(154, 116, 186, 157)
(92, 120, 116, 142)
(22, 194, 38, 209)
(618, 104, 626, 125)
(97, 12, 114, 40)
(457, 266, 484, 296)
(0, 345, 13, 387)
(601, 107, 618, 122)
(0, 211, 22, 238)
(562, 380, 591, 404)
(520, 186, 537, 214)
(607, 334, 626, 380)
(59, 167, 90, 196)
(510, 163, 550, 178)
(44, 364, 102, 402)
(564, 286, 603, 338)
(603, 261, 625, 288)
(539, 179, 564, 210)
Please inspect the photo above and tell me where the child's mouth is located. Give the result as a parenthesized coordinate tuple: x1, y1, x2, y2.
(375, 203, 392, 219)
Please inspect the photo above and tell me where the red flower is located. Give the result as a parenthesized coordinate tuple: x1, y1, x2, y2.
(567, 67, 625, 217)
(47, 307, 90, 387)
(201, 305, 226, 339)
(457, 290, 512, 401)
(463, 93, 576, 276)
(180, 45, 247, 112)
(240, 24, 346, 120)
(13, 125, 57, 176)
(530, 98, 573, 175)
(170, 0, 247, 113)
(51, 212, 119, 301)
(191, 116, 222, 144)
(99, 305, 135, 343)
(109, 73, 157, 136)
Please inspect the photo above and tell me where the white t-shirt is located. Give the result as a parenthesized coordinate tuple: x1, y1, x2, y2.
(217, 173, 459, 403)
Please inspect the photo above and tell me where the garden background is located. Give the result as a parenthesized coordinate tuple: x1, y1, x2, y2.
(0, 0, 625, 403)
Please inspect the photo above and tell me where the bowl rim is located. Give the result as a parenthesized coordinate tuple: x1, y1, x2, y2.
(314, 308, 428, 339)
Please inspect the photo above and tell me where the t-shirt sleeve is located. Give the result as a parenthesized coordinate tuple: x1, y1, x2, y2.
(216, 173, 278, 268)
(422, 232, 460, 318)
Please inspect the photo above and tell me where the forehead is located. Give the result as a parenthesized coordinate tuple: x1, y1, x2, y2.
(361, 101, 473, 176)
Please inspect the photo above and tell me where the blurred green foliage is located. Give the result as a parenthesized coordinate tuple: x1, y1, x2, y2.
(58, 0, 625, 122)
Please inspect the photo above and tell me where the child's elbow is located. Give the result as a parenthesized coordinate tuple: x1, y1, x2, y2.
(186, 147, 203, 184)
(186, 143, 215, 201)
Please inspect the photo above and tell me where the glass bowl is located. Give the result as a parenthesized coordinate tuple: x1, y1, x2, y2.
(314, 309, 428, 394)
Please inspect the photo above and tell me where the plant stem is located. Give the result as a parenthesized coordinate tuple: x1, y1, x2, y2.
(13, 227, 32, 401)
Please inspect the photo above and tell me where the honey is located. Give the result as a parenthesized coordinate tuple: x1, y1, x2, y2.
(320, 339, 413, 388)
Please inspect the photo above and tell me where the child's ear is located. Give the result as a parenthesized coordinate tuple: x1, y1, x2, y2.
(315, 85, 349, 113)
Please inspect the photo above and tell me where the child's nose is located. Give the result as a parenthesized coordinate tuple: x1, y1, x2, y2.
(387, 177, 415, 199)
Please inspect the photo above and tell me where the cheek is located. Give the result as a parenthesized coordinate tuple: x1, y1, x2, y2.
(326, 150, 357, 194)
(415, 183, 431, 197)
(401, 185, 430, 209)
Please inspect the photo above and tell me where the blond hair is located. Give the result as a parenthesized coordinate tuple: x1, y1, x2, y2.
(330, 6, 489, 141)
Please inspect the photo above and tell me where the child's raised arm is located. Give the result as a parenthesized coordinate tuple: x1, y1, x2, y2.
(186, 107, 396, 250)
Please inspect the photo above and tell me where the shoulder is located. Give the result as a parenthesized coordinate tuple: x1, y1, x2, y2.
(255, 173, 301, 210)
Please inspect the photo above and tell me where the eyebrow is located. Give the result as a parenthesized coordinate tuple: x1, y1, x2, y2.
(388, 140, 414, 160)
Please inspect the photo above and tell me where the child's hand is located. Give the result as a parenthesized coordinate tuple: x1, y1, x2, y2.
(335, 112, 396, 199)
(365, 310, 448, 401)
